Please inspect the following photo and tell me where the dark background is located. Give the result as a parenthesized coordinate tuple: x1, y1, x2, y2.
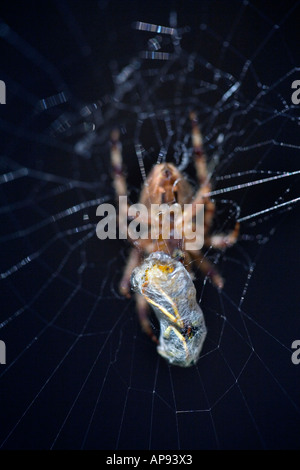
(0, 0, 299, 450)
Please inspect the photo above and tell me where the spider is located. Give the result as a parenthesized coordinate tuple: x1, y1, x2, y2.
(109, 112, 240, 366)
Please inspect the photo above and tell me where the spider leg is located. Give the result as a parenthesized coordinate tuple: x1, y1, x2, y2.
(119, 247, 141, 298)
(136, 293, 158, 343)
(110, 129, 127, 197)
(206, 221, 240, 250)
(188, 112, 240, 249)
(190, 111, 210, 186)
(110, 130, 139, 296)
(110, 129, 130, 236)
(110, 129, 149, 244)
(186, 112, 216, 231)
(203, 199, 216, 245)
(188, 249, 224, 289)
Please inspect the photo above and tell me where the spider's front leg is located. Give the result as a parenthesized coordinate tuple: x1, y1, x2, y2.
(189, 112, 240, 249)
(209, 221, 240, 250)
(110, 129, 127, 197)
(190, 111, 210, 187)
(189, 112, 216, 237)
(110, 129, 149, 243)
(120, 250, 157, 342)
(110, 129, 140, 293)
(119, 247, 141, 298)
(120, 251, 157, 342)
(110, 129, 129, 233)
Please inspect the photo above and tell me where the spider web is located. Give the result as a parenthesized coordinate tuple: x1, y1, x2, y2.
(0, 0, 300, 450)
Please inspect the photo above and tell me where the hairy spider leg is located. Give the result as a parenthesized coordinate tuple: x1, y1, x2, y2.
(188, 112, 240, 252)
(110, 128, 150, 236)
(209, 220, 240, 249)
(188, 111, 216, 224)
(110, 129, 127, 197)
(119, 247, 141, 298)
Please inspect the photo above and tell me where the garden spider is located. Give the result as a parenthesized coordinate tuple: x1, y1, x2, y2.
(110, 113, 240, 366)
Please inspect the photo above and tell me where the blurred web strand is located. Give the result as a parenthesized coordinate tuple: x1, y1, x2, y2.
(134, 21, 175, 35)
(140, 51, 173, 60)
(220, 82, 240, 103)
(0, 196, 109, 243)
(238, 197, 300, 223)
(134, 143, 147, 182)
(134, 17, 179, 60)
(0, 223, 94, 283)
(0, 166, 100, 190)
(201, 170, 300, 222)
(206, 170, 300, 198)
(37, 91, 68, 111)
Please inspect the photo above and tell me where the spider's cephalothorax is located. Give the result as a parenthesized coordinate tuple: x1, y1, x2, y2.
(110, 113, 240, 366)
